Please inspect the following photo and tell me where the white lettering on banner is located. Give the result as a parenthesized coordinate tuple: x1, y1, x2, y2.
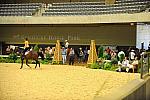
(13, 33, 80, 41)
(67, 33, 80, 40)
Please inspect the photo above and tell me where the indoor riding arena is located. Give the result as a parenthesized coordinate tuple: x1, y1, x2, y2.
(0, 0, 150, 100)
(0, 63, 139, 100)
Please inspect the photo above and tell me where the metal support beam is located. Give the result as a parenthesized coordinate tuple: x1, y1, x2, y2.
(141, 54, 143, 79)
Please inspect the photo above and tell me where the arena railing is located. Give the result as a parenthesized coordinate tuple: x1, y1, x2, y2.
(51, 1, 148, 7)
(42, 8, 142, 16)
(52, 2, 105, 6)
(42, 9, 141, 16)
(140, 51, 150, 79)
(45, 5, 144, 12)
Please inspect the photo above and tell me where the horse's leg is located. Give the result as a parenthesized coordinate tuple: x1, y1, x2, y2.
(20, 58, 24, 69)
(26, 59, 31, 68)
(38, 60, 40, 68)
(35, 60, 38, 69)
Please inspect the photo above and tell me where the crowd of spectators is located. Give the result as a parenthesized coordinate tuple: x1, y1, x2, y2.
(3, 41, 150, 68)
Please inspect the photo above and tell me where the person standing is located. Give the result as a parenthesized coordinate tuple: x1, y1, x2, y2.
(129, 49, 135, 61)
(62, 47, 67, 64)
(83, 47, 88, 62)
(78, 47, 83, 63)
(65, 40, 69, 49)
(38, 48, 44, 60)
(118, 50, 125, 63)
(105, 47, 111, 54)
(69, 48, 75, 65)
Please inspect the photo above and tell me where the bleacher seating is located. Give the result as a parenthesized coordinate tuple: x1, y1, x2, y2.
(0, 3, 42, 16)
(0, 0, 149, 16)
(42, 0, 150, 16)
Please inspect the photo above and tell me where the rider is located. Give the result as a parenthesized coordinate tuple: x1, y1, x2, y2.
(23, 38, 31, 56)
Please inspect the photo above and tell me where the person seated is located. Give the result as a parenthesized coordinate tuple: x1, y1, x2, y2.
(117, 57, 130, 72)
(126, 57, 139, 73)
(6, 46, 10, 55)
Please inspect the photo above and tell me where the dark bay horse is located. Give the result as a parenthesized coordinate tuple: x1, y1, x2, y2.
(20, 50, 40, 69)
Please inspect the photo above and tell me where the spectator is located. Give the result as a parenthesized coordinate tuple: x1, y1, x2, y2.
(117, 57, 130, 72)
(51, 47, 55, 56)
(126, 57, 139, 72)
(6, 46, 10, 55)
(129, 49, 135, 61)
(110, 50, 116, 59)
(69, 48, 75, 65)
(78, 47, 83, 63)
(83, 47, 88, 62)
(38, 48, 44, 60)
(105, 47, 111, 54)
(118, 50, 125, 63)
(45, 47, 49, 54)
(126, 47, 131, 58)
(65, 40, 69, 49)
(62, 47, 67, 64)
(47, 46, 51, 53)
(44, 47, 49, 58)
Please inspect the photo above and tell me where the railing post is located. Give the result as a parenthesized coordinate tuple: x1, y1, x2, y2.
(148, 52, 150, 75)
(141, 54, 143, 79)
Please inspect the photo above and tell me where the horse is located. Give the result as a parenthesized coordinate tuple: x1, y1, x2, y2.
(20, 49, 40, 69)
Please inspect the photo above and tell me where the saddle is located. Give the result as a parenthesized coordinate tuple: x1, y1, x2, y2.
(24, 48, 32, 55)
(25, 51, 30, 55)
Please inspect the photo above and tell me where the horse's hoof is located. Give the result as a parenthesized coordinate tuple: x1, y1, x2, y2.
(20, 68, 22, 69)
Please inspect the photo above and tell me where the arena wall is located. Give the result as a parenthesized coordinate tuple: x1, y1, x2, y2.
(0, 13, 150, 24)
(94, 76, 150, 100)
(0, 24, 136, 46)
